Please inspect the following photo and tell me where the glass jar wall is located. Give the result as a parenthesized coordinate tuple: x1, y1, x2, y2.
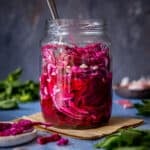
(40, 19, 112, 129)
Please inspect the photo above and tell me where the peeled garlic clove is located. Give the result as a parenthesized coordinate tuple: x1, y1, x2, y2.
(128, 81, 146, 90)
(120, 77, 129, 87)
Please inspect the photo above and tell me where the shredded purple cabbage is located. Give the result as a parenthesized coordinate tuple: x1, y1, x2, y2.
(37, 133, 61, 145)
(0, 122, 12, 131)
(57, 138, 69, 146)
(0, 119, 52, 136)
(40, 43, 112, 128)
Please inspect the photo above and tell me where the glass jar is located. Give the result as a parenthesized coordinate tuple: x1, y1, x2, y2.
(40, 19, 112, 129)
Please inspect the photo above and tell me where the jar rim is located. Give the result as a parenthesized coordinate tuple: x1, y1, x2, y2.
(46, 19, 106, 35)
(47, 18, 105, 26)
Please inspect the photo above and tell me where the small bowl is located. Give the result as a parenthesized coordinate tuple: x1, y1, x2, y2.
(0, 125, 37, 147)
(113, 84, 150, 99)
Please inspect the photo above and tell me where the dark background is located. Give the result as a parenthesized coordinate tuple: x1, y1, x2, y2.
(0, 0, 150, 83)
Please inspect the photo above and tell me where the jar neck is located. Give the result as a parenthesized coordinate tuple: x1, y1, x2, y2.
(46, 19, 106, 36)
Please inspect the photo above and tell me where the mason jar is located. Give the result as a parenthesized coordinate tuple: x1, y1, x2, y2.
(40, 19, 112, 129)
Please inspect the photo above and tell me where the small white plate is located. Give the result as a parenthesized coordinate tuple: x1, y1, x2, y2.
(0, 128, 37, 147)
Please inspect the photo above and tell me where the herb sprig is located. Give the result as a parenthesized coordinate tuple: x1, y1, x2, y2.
(0, 68, 39, 110)
(95, 128, 150, 150)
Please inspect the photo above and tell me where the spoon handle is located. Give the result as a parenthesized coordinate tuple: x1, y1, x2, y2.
(46, 0, 59, 19)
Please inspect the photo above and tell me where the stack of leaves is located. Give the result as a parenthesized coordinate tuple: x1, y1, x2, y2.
(134, 100, 150, 116)
(95, 128, 150, 150)
(0, 68, 39, 110)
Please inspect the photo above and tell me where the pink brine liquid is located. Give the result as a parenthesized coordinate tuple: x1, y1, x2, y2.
(40, 43, 112, 128)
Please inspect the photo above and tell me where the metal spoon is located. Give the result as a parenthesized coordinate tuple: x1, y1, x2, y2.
(46, 0, 59, 19)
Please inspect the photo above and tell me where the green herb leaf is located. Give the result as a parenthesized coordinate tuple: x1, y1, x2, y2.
(0, 99, 18, 110)
(6, 68, 22, 82)
(95, 135, 120, 149)
(0, 68, 39, 110)
(134, 100, 150, 116)
(114, 146, 147, 150)
(94, 128, 150, 150)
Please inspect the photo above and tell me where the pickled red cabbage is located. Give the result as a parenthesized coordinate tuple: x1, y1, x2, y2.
(40, 43, 112, 128)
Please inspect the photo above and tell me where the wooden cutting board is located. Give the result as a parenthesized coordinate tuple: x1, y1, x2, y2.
(22, 112, 143, 140)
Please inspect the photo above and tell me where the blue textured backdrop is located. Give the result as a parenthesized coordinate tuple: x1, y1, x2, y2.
(0, 0, 150, 83)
